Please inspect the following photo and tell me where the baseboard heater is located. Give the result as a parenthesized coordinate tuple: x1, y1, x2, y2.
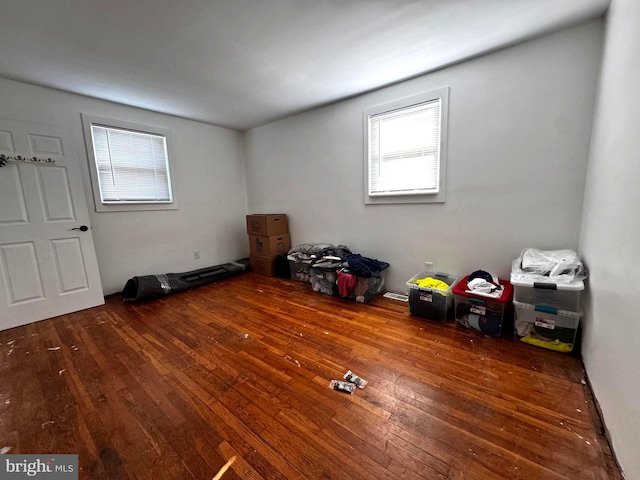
(121, 258, 250, 303)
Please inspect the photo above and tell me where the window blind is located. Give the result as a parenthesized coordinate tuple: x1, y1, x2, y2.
(368, 98, 441, 196)
(90, 125, 172, 203)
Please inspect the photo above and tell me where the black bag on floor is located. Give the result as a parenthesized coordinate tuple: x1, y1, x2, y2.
(122, 258, 249, 303)
(274, 254, 290, 278)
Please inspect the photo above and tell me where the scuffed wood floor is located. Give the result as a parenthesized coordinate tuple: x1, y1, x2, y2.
(0, 273, 622, 479)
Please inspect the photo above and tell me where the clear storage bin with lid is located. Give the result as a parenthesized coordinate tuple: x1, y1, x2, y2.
(453, 276, 513, 336)
(510, 249, 586, 311)
(514, 300, 581, 353)
(406, 271, 458, 322)
(510, 276, 583, 311)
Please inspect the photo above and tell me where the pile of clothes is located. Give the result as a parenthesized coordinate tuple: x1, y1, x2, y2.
(413, 276, 450, 291)
(288, 243, 389, 302)
(463, 270, 504, 298)
(337, 254, 389, 303)
(287, 243, 335, 282)
(309, 245, 353, 296)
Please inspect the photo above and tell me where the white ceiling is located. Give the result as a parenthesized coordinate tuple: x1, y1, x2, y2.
(0, 0, 609, 131)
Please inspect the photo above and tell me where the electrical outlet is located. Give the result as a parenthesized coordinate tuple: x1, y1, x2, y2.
(193, 250, 200, 260)
(424, 261, 433, 272)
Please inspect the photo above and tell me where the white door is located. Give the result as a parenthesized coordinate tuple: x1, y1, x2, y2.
(0, 118, 104, 331)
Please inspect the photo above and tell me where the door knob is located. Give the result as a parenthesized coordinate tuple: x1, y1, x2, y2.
(70, 225, 89, 232)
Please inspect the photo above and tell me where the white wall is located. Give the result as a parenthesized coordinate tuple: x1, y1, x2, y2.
(245, 21, 603, 292)
(579, 0, 640, 477)
(0, 78, 249, 295)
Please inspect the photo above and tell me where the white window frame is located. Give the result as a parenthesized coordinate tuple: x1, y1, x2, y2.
(364, 87, 449, 205)
(81, 113, 178, 212)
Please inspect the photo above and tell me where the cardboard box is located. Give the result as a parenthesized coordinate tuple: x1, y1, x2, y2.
(248, 233, 291, 257)
(246, 214, 288, 236)
(250, 254, 277, 277)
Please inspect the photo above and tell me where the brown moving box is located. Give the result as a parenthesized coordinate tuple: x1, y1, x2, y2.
(246, 214, 288, 236)
(248, 234, 291, 257)
(250, 254, 277, 277)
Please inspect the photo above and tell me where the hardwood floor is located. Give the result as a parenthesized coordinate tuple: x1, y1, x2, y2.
(0, 273, 622, 479)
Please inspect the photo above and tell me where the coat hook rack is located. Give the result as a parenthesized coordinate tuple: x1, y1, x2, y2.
(0, 154, 56, 167)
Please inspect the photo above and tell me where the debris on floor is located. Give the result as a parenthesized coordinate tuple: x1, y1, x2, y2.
(47, 347, 61, 351)
(211, 455, 236, 480)
(329, 380, 356, 394)
(343, 370, 368, 389)
(283, 354, 302, 368)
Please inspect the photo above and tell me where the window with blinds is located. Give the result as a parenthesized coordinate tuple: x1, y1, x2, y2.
(82, 114, 177, 212)
(90, 125, 171, 203)
(364, 87, 448, 204)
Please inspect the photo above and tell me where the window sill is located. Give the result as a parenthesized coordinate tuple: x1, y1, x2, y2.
(94, 202, 178, 213)
(364, 191, 445, 205)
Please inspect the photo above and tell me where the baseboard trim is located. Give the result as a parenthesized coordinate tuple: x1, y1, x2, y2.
(581, 370, 625, 479)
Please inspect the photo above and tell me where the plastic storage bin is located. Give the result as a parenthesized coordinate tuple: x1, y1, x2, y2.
(510, 277, 584, 312)
(453, 277, 513, 336)
(310, 266, 339, 296)
(406, 272, 458, 322)
(343, 266, 388, 304)
(288, 257, 313, 282)
(513, 300, 581, 353)
(287, 243, 337, 283)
